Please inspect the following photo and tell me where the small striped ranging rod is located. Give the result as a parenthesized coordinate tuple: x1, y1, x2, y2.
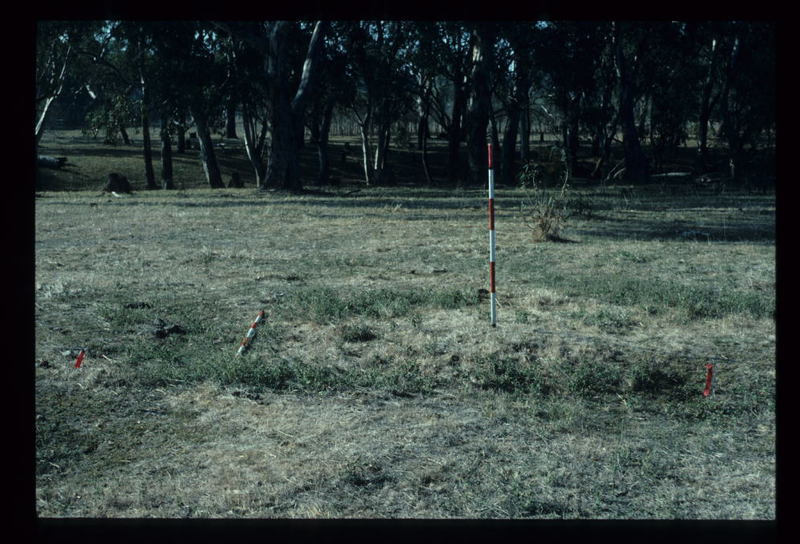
(237, 310, 265, 355)
(488, 143, 497, 327)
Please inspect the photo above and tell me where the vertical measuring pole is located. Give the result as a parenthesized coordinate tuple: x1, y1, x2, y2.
(488, 143, 497, 327)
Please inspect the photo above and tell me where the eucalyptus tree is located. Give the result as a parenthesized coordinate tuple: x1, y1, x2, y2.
(147, 22, 203, 189)
(223, 22, 271, 186)
(643, 22, 702, 173)
(464, 22, 497, 186)
(73, 22, 159, 188)
(406, 22, 444, 185)
(692, 22, 728, 168)
(74, 23, 138, 146)
(424, 22, 473, 184)
(345, 21, 415, 185)
(212, 20, 328, 190)
(262, 21, 328, 190)
(307, 23, 355, 185)
(611, 21, 650, 183)
(715, 21, 775, 179)
(119, 22, 160, 189)
(532, 21, 606, 177)
(36, 21, 78, 146)
(580, 27, 617, 177)
(495, 22, 536, 186)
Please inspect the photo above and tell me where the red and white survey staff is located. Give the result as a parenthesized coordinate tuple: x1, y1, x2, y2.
(237, 310, 265, 355)
(488, 143, 497, 327)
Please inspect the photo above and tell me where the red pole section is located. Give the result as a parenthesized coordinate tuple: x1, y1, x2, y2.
(488, 143, 497, 327)
(237, 310, 265, 356)
(703, 363, 715, 397)
(74, 349, 85, 369)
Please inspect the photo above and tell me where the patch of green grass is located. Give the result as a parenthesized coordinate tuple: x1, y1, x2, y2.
(629, 358, 693, 397)
(583, 307, 640, 333)
(472, 354, 552, 396)
(555, 275, 773, 320)
(340, 322, 378, 343)
(567, 359, 625, 396)
(287, 286, 476, 324)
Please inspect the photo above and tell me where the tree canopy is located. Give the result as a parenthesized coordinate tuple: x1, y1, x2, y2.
(37, 20, 776, 190)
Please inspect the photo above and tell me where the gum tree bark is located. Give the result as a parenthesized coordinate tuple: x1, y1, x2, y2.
(315, 100, 335, 185)
(613, 22, 649, 184)
(264, 21, 328, 191)
(465, 25, 496, 186)
(139, 70, 158, 190)
(160, 114, 174, 189)
(191, 105, 225, 188)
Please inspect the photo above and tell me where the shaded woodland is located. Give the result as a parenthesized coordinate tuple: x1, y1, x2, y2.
(36, 21, 775, 191)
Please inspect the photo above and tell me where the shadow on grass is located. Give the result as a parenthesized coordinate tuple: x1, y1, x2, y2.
(574, 221, 774, 243)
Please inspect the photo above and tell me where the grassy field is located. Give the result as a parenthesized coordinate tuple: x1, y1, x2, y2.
(35, 131, 775, 519)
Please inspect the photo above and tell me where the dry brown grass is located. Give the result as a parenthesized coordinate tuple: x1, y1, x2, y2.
(35, 134, 775, 520)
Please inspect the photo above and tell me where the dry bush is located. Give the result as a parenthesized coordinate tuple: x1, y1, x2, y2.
(518, 160, 571, 242)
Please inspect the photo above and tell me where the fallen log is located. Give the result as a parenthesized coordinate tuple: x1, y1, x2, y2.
(37, 155, 68, 169)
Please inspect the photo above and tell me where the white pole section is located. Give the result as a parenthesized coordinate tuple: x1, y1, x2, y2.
(237, 310, 265, 355)
(488, 143, 497, 327)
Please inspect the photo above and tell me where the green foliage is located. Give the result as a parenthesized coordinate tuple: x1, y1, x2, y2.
(340, 323, 378, 343)
(83, 95, 136, 144)
(472, 354, 550, 395)
(289, 286, 476, 324)
(583, 307, 638, 334)
(629, 359, 692, 398)
(567, 359, 624, 396)
(557, 275, 773, 320)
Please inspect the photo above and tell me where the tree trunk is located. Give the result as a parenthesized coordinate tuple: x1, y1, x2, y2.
(358, 112, 374, 185)
(225, 98, 237, 139)
(420, 80, 434, 186)
(421, 122, 433, 186)
(416, 112, 428, 151)
(447, 78, 466, 184)
(35, 96, 57, 146)
(501, 105, 520, 186)
(614, 23, 649, 184)
(465, 26, 495, 187)
(35, 43, 72, 146)
(264, 20, 328, 191)
(697, 37, 719, 168)
(619, 85, 649, 183)
(565, 103, 581, 174)
(592, 110, 619, 180)
(192, 109, 225, 188)
(265, 87, 301, 191)
(141, 100, 157, 189)
(316, 100, 334, 185)
(242, 107, 267, 187)
(309, 100, 322, 145)
(160, 114, 174, 189)
(120, 126, 131, 145)
(176, 110, 187, 153)
(519, 102, 530, 163)
(373, 104, 392, 185)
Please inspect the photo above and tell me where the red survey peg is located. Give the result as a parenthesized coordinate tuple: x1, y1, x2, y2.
(74, 349, 86, 369)
(703, 363, 714, 397)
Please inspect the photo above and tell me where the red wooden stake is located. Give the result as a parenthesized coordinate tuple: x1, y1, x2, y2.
(74, 349, 85, 369)
(703, 363, 714, 397)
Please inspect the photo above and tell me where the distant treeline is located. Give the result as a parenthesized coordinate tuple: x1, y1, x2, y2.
(37, 21, 774, 190)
